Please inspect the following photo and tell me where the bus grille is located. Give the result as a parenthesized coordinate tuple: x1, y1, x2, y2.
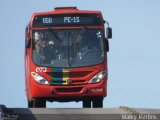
(46, 71, 92, 85)
(46, 71, 91, 78)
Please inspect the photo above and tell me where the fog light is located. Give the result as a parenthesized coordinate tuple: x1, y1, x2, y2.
(50, 89, 55, 95)
(84, 88, 89, 94)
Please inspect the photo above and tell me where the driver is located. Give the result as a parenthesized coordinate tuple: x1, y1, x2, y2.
(43, 40, 56, 64)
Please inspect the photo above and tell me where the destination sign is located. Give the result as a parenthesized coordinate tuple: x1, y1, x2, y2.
(32, 14, 103, 27)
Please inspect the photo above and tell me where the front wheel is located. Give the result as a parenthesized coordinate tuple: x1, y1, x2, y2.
(28, 99, 33, 108)
(28, 98, 46, 108)
(92, 96, 103, 108)
(82, 98, 91, 108)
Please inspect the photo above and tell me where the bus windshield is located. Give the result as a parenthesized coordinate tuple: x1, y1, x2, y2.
(32, 29, 105, 68)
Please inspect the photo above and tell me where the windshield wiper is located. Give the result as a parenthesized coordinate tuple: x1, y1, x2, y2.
(74, 26, 87, 45)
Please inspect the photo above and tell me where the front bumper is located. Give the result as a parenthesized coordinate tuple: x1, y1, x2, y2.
(29, 78, 107, 101)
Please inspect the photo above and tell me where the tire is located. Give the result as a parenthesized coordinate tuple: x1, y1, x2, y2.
(92, 96, 103, 108)
(28, 99, 33, 108)
(82, 98, 91, 108)
(29, 98, 46, 108)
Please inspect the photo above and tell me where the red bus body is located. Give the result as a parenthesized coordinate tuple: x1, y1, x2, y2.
(25, 7, 111, 108)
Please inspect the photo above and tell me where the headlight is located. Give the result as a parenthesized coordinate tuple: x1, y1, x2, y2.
(31, 72, 49, 85)
(89, 71, 107, 84)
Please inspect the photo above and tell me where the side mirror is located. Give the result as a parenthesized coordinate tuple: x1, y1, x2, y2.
(25, 25, 31, 48)
(105, 38, 109, 52)
(106, 27, 112, 39)
(25, 38, 31, 48)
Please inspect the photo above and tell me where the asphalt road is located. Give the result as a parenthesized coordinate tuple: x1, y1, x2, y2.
(0, 105, 160, 120)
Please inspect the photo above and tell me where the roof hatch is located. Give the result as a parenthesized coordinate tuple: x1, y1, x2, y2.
(54, 7, 78, 10)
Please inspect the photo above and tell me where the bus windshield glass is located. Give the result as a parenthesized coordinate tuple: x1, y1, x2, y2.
(32, 29, 105, 68)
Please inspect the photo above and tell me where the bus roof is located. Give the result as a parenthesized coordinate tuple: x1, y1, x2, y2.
(31, 7, 102, 19)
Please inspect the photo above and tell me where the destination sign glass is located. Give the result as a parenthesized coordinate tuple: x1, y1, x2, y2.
(32, 14, 103, 27)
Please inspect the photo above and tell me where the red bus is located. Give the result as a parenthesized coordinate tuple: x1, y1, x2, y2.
(25, 7, 112, 108)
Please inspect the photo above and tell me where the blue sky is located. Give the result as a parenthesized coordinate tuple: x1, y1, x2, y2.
(0, 0, 160, 108)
